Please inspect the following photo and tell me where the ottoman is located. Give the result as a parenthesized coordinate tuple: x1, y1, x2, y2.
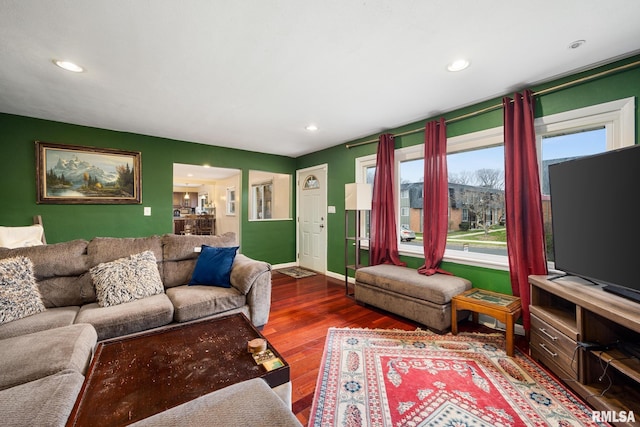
(354, 264, 472, 332)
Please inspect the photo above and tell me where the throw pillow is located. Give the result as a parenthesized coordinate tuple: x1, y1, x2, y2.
(90, 250, 164, 307)
(0, 256, 46, 324)
(189, 245, 239, 288)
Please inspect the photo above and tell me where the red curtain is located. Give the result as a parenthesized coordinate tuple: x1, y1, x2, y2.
(503, 90, 548, 332)
(370, 134, 405, 266)
(418, 118, 451, 276)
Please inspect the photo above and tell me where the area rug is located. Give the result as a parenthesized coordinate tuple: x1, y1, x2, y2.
(308, 328, 607, 427)
(277, 267, 316, 279)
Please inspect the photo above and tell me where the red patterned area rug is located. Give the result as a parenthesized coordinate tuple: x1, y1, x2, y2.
(308, 328, 607, 427)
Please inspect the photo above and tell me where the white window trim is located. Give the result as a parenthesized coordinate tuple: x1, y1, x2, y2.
(356, 97, 635, 271)
(355, 154, 376, 182)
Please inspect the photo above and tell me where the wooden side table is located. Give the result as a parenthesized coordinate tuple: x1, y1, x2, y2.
(451, 288, 522, 356)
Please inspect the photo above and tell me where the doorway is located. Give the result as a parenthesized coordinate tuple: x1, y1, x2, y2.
(173, 163, 241, 239)
(297, 164, 328, 273)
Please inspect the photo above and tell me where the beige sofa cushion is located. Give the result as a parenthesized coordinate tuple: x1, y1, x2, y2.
(166, 285, 246, 323)
(0, 239, 88, 278)
(130, 378, 302, 427)
(75, 294, 174, 341)
(0, 324, 97, 390)
(88, 235, 163, 275)
(0, 369, 85, 427)
(0, 306, 79, 340)
(0, 240, 91, 308)
(37, 274, 95, 308)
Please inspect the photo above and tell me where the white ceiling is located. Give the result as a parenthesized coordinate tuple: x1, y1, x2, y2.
(173, 163, 239, 186)
(1, 1, 639, 158)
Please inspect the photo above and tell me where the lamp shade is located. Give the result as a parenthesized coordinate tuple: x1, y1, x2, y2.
(345, 183, 372, 210)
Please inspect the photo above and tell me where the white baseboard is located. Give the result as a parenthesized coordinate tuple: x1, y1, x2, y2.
(271, 261, 297, 270)
(271, 265, 350, 284)
(327, 271, 356, 283)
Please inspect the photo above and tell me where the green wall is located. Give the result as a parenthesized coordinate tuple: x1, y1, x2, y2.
(296, 54, 640, 294)
(0, 115, 297, 264)
(1, 55, 638, 288)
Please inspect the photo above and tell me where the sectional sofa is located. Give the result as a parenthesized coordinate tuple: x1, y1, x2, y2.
(0, 232, 301, 426)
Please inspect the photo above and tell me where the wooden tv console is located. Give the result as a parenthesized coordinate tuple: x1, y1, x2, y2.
(529, 275, 640, 426)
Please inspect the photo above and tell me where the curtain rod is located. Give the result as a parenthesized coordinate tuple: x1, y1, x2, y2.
(346, 59, 640, 149)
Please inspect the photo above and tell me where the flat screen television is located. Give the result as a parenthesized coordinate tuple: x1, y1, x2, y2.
(548, 144, 640, 303)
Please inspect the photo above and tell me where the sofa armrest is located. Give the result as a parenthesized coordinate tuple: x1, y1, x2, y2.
(230, 254, 272, 327)
(129, 378, 301, 426)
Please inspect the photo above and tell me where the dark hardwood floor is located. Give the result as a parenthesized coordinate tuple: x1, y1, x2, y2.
(261, 270, 528, 426)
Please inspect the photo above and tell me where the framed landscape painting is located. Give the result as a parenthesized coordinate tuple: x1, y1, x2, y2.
(36, 141, 142, 204)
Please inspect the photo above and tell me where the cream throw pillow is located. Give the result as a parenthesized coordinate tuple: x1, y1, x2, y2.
(90, 251, 164, 307)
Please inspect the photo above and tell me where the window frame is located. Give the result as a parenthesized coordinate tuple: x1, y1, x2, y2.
(226, 186, 236, 216)
(251, 181, 273, 220)
(355, 97, 635, 271)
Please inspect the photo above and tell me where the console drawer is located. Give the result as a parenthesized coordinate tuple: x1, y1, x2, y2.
(530, 314, 579, 381)
(531, 314, 577, 356)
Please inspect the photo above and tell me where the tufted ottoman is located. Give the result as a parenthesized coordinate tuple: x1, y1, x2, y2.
(354, 264, 472, 333)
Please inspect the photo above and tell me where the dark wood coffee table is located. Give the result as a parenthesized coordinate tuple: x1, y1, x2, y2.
(66, 313, 289, 426)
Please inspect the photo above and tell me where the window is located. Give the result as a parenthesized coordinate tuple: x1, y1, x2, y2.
(303, 175, 320, 189)
(252, 182, 272, 219)
(446, 145, 506, 257)
(536, 97, 634, 270)
(541, 128, 606, 263)
(355, 158, 376, 239)
(398, 154, 423, 248)
(226, 187, 236, 216)
(355, 97, 634, 270)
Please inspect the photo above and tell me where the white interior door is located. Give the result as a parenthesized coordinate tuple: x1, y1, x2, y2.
(297, 165, 327, 272)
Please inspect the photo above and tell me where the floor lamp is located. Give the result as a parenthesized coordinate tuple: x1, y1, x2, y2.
(344, 183, 372, 296)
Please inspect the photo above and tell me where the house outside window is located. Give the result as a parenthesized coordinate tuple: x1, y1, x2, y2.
(355, 97, 634, 270)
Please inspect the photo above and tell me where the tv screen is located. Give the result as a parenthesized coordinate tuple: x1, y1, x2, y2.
(549, 144, 640, 301)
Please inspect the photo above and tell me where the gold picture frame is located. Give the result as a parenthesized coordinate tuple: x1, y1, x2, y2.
(36, 141, 142, 204)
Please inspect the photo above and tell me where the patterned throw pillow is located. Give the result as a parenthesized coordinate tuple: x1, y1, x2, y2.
(90, 250, 164, 307)
(0, 256, 46, 324)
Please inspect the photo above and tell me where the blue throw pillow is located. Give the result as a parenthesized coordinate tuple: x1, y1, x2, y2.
(189, 245, 239, 288)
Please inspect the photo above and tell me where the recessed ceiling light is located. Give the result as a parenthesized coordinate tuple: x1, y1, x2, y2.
(53, 60, 85, 73)
(447, 59, 470, 72)
(568, 40, 586, 50)
(305, 124, 318, 132)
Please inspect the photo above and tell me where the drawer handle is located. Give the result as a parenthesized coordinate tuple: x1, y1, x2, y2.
(539, 328, 558, 341)
(539, 343, 558, 358)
